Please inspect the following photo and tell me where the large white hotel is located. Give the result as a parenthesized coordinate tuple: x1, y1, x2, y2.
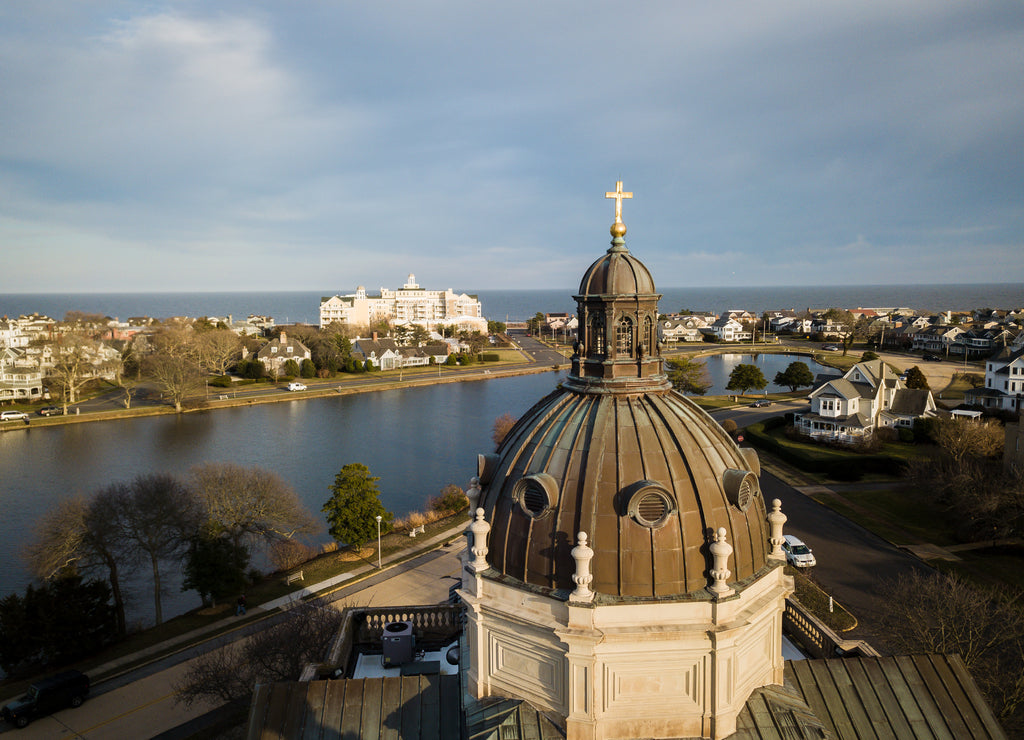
(319, 274, 486, 332)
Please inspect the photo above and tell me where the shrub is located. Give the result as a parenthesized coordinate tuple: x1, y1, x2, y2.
(720, 419, 738, 436)
(430, 484, 468, 513)
(269, 539, 317, 572)
(875, 427, 898, 443)
(898, 427, 915, 443)
(481, 353, 500, 362)
(208, 375, 233, 388)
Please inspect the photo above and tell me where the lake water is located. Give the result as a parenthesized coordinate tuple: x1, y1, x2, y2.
(0, 352, 829, 626)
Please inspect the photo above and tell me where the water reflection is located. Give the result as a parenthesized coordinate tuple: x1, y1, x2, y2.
(0, 353, 830, 624)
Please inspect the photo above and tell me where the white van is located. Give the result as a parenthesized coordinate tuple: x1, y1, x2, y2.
(287, 382, 307, 392)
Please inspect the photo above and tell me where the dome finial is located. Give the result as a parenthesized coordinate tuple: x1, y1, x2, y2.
(605, 180, 632, 238)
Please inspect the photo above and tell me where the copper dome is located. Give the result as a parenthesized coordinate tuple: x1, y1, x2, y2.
(476, 188, 769, 600)
(479, 386, 769, 598)
(577, 241, 657, 298)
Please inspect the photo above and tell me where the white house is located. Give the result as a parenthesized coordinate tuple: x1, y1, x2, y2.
(710, 316, 751, 342)
(965, 346, 1024, 412)
(0, 348, 45, 404)
(794, 360, 937, 443)
(658, 315, 706, 343)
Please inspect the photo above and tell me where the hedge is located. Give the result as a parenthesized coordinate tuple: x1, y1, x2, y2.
(744, 420, 907, 480)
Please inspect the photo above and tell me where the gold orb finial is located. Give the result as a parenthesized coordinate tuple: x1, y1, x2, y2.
(610, 221, 626, 237)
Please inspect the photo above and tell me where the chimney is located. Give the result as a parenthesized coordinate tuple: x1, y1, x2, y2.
(372, 331, 378, 341)
(280, 331, 287, 344)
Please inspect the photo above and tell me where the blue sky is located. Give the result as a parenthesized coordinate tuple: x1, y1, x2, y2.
(2, 2, 1022, 293)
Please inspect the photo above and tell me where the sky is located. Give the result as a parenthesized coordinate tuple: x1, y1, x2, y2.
(2, 1, 1023, 293)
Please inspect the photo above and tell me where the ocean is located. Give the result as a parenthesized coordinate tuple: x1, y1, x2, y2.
(0, 284, 1021, 326)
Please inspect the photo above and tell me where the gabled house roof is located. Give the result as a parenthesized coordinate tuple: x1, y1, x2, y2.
(353, 338, 400, 357)
(888, 388, 934, 417)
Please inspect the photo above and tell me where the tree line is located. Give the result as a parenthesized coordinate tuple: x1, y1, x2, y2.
(45, 316, 502, 414)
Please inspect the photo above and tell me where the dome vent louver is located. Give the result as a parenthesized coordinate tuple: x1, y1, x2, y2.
(722, 469, 758, 512)
(513, 473, 559, 519)
(623, 480, 676, 528)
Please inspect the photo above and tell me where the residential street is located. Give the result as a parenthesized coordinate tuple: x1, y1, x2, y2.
(760, 471, 932, 651)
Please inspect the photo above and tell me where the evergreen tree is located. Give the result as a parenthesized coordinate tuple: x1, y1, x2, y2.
(0, 577, 116, 675)
(726, 363, 768, 395)
(665, 357, 711, 395)
(904, 365, 930, 390)
(182, 535, 249, 608)
(323, 464, 393, 550)
(773, 361, 815, 393)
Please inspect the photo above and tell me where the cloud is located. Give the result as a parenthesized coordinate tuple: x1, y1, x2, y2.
(0, 2, 1021, 293)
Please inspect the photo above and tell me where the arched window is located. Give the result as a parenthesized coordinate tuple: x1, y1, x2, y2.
(590, 314, 606, 356)
(644, 316, 654, 354)
(616, 316, 634, 357)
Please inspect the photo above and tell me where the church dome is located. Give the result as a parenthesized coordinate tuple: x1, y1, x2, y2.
(477, 189, 769, 600)
(480, 386, 769, 598)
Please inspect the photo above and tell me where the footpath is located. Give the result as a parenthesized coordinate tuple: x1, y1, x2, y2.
(85, 521, 471, 685)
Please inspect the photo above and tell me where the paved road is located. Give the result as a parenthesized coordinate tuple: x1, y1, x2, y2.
(760, 472, 932, 650)
(3, 544, 466, 738)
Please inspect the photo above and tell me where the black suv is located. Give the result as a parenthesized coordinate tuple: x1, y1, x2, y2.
(2, 670, 90, 728)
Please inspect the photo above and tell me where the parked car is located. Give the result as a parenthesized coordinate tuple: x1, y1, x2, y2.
(782, 535, 816, 568)
(0, 410, 28, 421)
(37, 406, 63, 417)
(2, 670, 90, 728)
(822, 344, 840, 351)
(923, 354, 942, 362)
(750, 400, 771, 407)
(287, 382, 307, 391)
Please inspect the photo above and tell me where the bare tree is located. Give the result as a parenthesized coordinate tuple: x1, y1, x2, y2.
(144, 352, 204, 412)
(492, 413, 517, 448)
(931, 417, 1005, 466)
(189, 463, 320, 553)
(122, 473, 202, 625)
(174, 601, 344, 707)
(23, 487, 133, 635)
(195, 329, 242, 376)
(877, 570, 1024, 729)
(46, 332, 99, 412)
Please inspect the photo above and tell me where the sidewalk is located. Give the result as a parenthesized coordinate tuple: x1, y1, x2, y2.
(86, 521, 471, 683)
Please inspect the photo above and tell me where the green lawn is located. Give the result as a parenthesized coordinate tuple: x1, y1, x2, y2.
(816, 486, 958, 546)
(936, 546, 1024, 593)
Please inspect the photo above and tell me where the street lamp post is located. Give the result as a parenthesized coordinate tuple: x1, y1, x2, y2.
(375, 515, 382, 569)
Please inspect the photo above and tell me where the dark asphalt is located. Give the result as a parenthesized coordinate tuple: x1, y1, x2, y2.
(760, 471, 933, 650)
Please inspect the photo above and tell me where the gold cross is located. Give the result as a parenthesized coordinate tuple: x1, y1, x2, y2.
(605, 181, 633, 224)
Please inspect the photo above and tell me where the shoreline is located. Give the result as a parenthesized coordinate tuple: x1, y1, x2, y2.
(0, 361, 570, 431)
